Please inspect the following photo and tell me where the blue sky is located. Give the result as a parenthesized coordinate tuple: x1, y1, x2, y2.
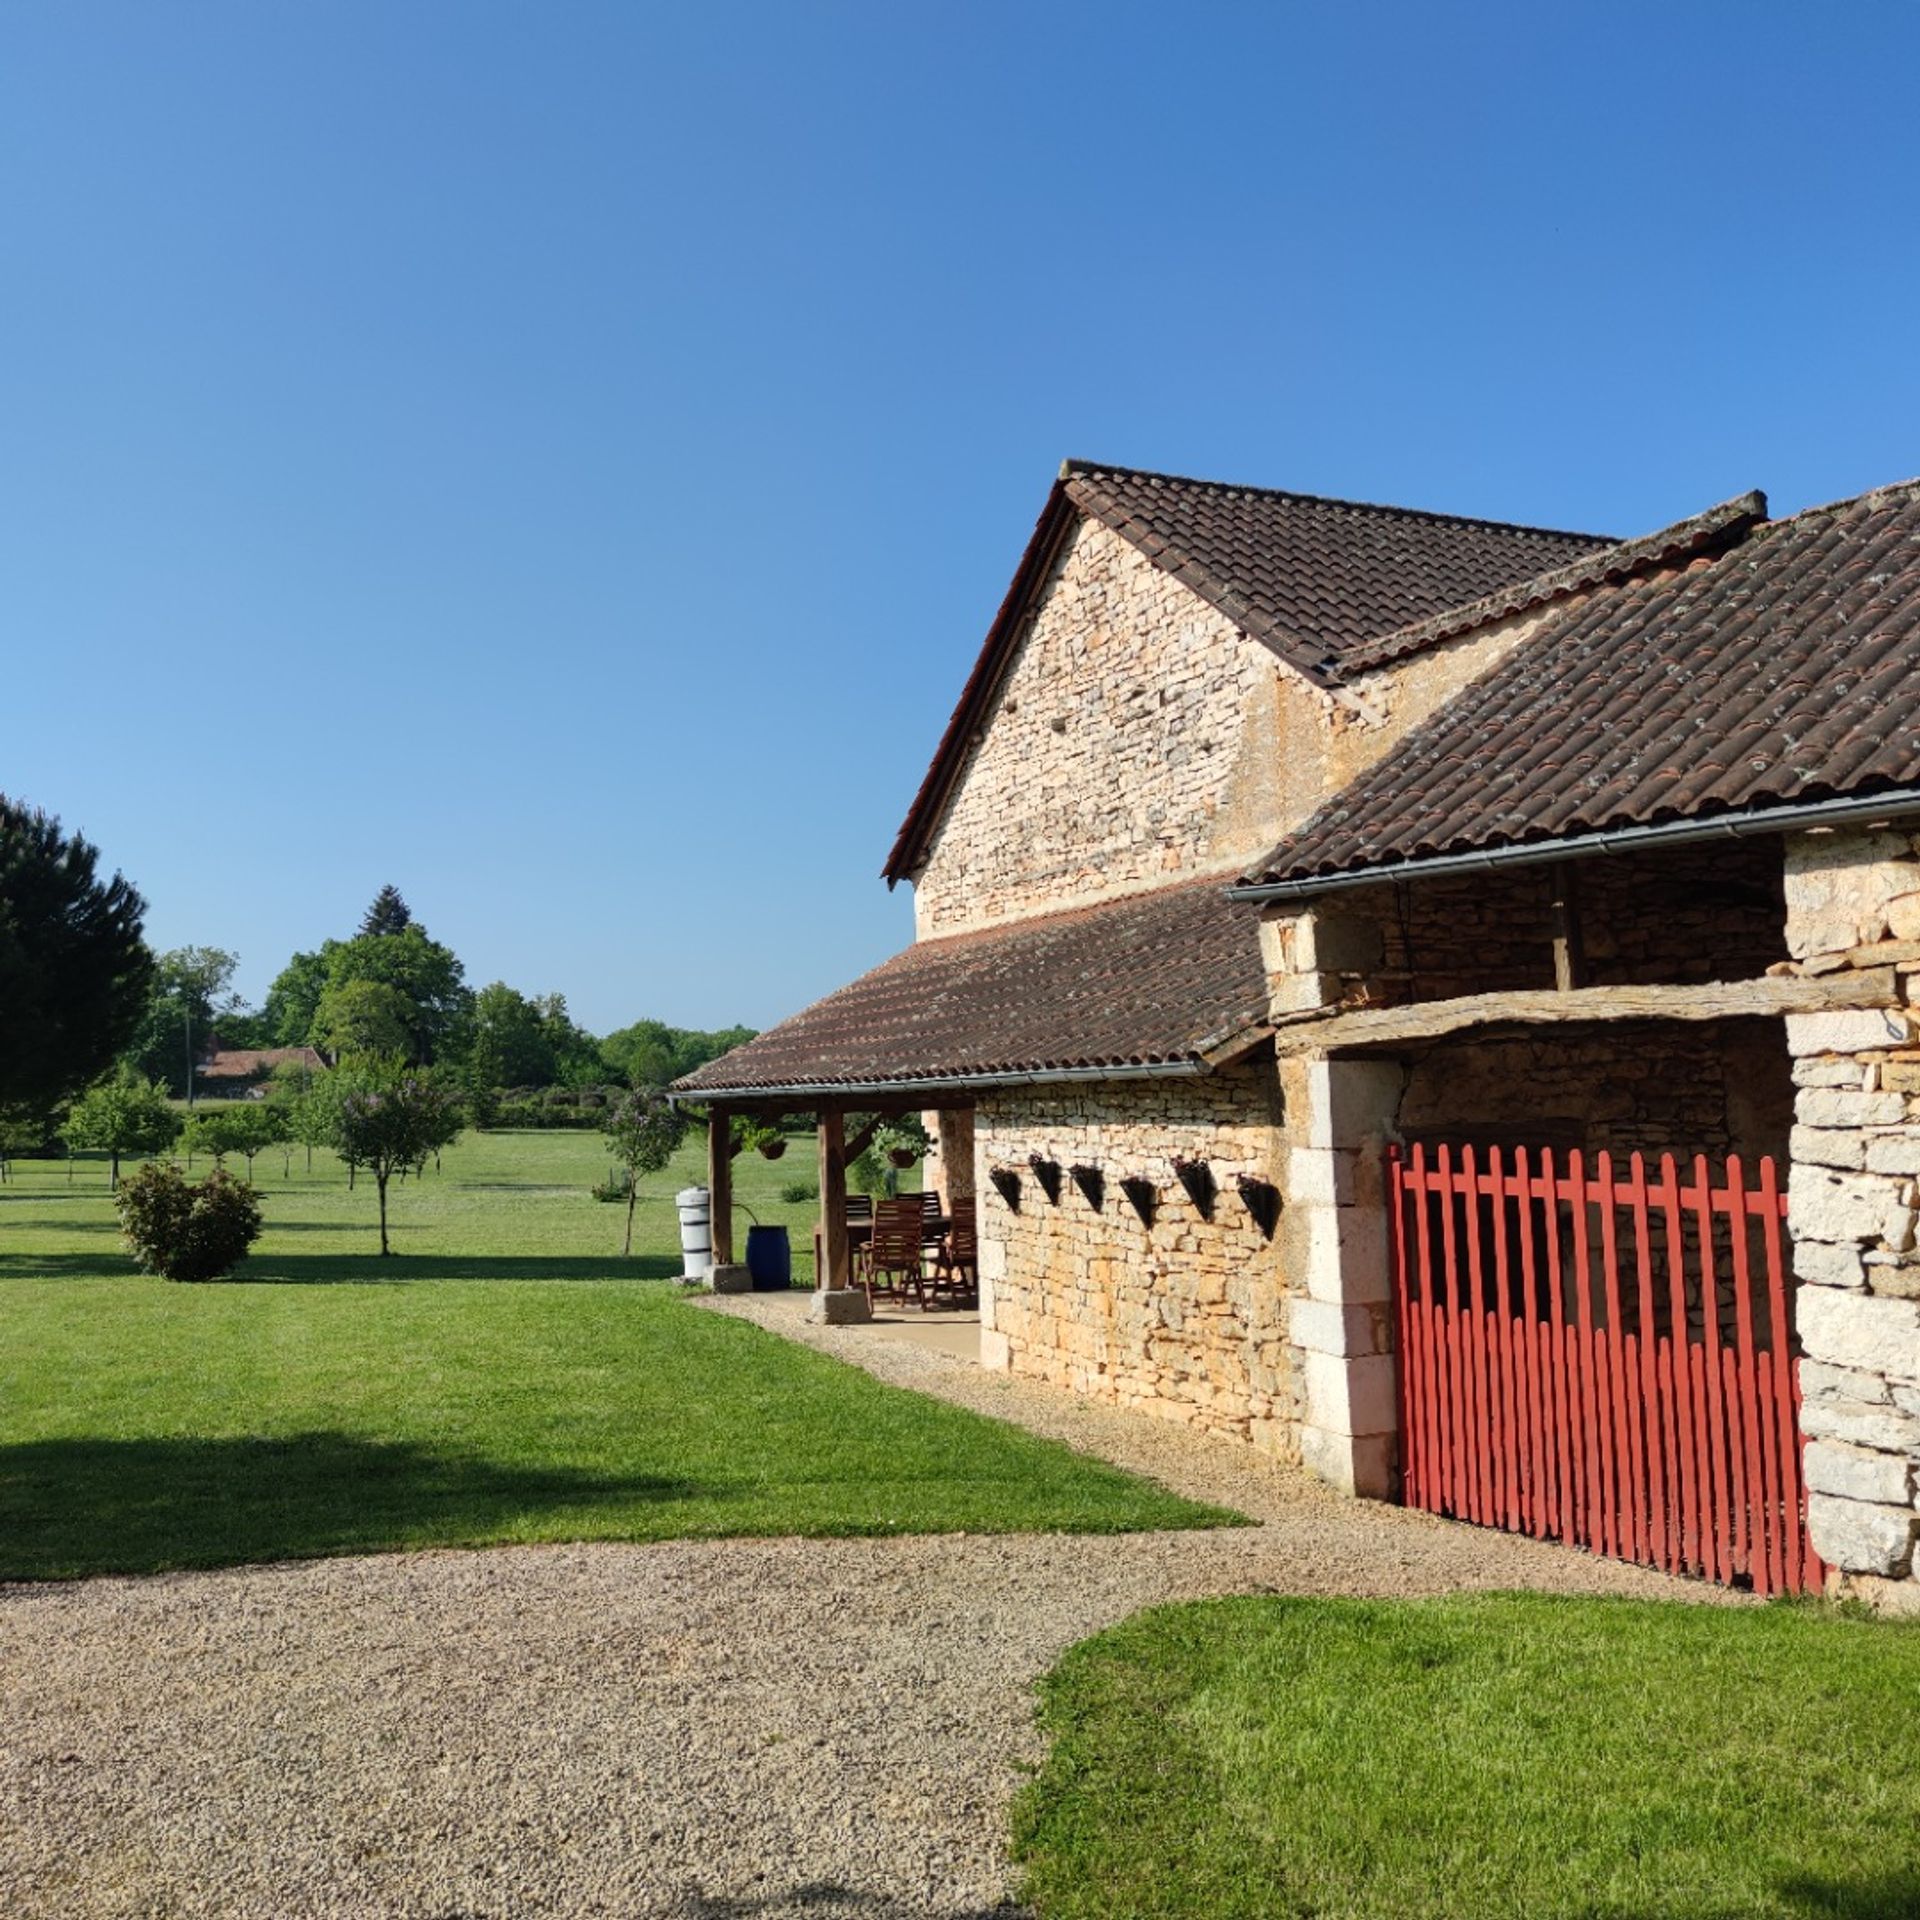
(2, 3, 1916, 1034)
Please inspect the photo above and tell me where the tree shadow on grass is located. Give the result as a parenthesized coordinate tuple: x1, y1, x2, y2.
(0, 1252, 686, 1285)
(0, 1431, 702, 1581)
(1586, 1870, 1920, 1920)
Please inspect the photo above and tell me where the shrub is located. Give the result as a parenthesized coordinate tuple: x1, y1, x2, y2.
(116, 1162, 264, 1282)
(779, 1179, 818, 1204)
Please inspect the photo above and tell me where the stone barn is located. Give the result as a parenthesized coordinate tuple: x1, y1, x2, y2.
(676, 462, 1920, 1608)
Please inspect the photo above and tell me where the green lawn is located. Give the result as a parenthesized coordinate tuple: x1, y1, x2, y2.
(0, 1127, 1238, 1579)
(1013, 1593, 1920, 1920)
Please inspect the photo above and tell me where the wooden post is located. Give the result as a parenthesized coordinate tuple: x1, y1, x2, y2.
(708, 1107, 734, 1267)
(818, 1109, 850, 1292)
(1550, 862, 1586, 993)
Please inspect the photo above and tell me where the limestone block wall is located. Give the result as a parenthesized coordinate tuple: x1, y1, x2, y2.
(1779, 825, 1920, 1605)
(974, 1063, 1297, 1453)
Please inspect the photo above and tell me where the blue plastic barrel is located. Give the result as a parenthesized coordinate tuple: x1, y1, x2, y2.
(746, 1224, 792, 1290)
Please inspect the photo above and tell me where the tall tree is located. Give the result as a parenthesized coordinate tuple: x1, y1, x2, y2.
(359, 885, 414, 937)
(321, 926, 472, 1063)
(0, 799, 153, 1116)
(466, 982, 557, 1089)
(123, 947, 242, 1099)
(263, 948, 329, 1048)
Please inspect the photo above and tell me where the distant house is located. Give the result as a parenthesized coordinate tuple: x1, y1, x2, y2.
(677, 461, 1920, 1607)
(197, 1045, 326, 1094)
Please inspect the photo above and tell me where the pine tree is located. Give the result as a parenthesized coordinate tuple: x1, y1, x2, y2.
(359, 885, 414, 938)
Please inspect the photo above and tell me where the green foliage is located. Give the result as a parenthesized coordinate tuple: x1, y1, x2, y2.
(331, 1060, 464, 1254)
(312, 977, 415, 1060)
(778, 1178, 817, 1204)
(320, 924, 471, 1063)
(0, 798, 154, 1114)
(114, 1162, 264, 1282)
(263, 948, 329, 1048)
(121, 947, 241, 1096)
(732, 1115, 783, 1157)
(62, 1075, 181, 1186)
(600, 1019, 756, 1090)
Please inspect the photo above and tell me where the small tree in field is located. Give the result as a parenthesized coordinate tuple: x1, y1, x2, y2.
(63, 1074, 181, 1189)
(219, 1103, 285, 1181)
(602, 1089, 687, 1257)
(332, 1063, 463, 1255)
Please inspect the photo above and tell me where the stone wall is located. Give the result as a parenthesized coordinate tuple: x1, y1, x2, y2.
(911, 515, 1551, 940)
(1778, 825, 1920, 1607)
(974, 1062, 1297, 1452)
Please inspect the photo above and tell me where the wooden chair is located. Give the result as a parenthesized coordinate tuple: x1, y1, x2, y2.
(920, 1189, 946, 1256)
(860, 1197, 928, 1304)
(931, 1198, 977, 1307)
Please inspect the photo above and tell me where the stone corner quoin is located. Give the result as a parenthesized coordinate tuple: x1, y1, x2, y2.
(1784, 826, 1920, 1594)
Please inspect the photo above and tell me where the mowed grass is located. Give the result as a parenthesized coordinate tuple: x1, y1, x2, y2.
(0, 1127, 1238, 1579)
(1012, 1593, 1920, 1920)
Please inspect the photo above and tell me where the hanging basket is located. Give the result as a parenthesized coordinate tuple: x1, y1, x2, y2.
(989, 1166, 1023, 1212)
(887, 1147, 916, 1169)
(1119, 1175, 1157, 1227)
(1069, 1163, 1105, 1212)
(758, 1138, 787, 1161)
(1172, 1156, 1217, 1220)
(1028, 1154, 1063, 1204)
(1235, 1173, 1281, 1241)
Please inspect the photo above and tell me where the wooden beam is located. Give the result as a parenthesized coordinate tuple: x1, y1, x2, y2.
(817, 1110, 850, 1293)
(843, 1115, 882, 1164)
(1550, 861, 1586, 993)
(1271, 967, 1900, 1056)
(708, 1108, 734, 1267)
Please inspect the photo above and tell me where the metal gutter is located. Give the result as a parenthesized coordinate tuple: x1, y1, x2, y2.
(1227, 787, 1920, 904)
(669, 1057, 1211, 1108)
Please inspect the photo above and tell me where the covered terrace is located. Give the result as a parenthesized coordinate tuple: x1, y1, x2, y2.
(671, 875, 1275, 1323)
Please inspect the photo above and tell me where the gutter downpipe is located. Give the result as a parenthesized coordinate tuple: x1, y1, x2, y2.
(1225, 786, 1920, 905)
(668, 1057, 1210, 1110)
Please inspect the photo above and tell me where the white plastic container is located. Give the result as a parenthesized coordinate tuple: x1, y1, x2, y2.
(676, 1186, 712, 1279)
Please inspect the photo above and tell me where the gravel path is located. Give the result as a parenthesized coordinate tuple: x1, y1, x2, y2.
(1, 1295, 1723, 1920)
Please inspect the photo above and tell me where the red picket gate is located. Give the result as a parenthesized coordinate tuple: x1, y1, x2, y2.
(1387, 1143, 1822, 1595)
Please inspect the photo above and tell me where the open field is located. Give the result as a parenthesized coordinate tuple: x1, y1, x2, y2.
(0, 1128, 1236, 1578)
(1012, 1592, 1920, 1920)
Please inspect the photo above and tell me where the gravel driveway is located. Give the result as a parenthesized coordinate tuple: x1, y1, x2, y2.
(1, 1294, 1717, 1919)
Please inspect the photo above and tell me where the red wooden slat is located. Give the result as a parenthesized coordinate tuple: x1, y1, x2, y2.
(1757, 1156, 1810, 1594)
(1435, 1145, 1468, 1519)
(1568, 1151, 1604, 1554)
(1487, 1148, 1520, 1530)
(1628, 1154, 1669, 1573)
(1694, 1154, 1734, 1586)
(1514, 1147, 1549, 1538)
(1596, 1151, 1637, 1562)
(1460, 1147, 1494, 1527)
(1657, 1153, 1702, 1577)
(1539, 1150, 1576, 1548)
(1724, 1155, 1780, 1596)
(1412, 1148, 1446, 1518)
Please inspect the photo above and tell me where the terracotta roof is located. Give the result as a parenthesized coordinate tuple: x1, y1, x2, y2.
(1061, 463, 1616, 677)
(1338, 491, 1767, 673)
(882, 462, 1616, 885)
(199, 1046, 325, 1080)
(1241, 479, 1920, 890)
(672, 879, 1270, 1098)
